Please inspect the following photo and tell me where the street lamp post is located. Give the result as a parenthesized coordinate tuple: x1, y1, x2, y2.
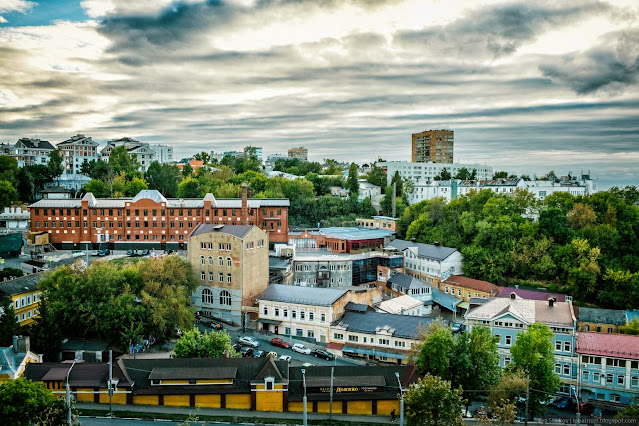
(65, 358, 80, 426)
(395, 372, 404, 426)
(301, 368, 307, 426)
(572, 385, 580, 425)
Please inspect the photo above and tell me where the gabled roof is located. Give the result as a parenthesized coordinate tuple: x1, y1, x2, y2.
(0, 272, 42, 297)
(576, 307, 626, 325)
(387, 273, 428, 290)
(344, 302, 368, 313)
(190, 224, 255, 240)
(431, 287, 461, 312)
(132, 190, 167, 204)
(335, 310, 435, 339)
(15, 138, 55, 150)
(496, 287, 567, 302)
(253, 357, 284, 381)
(377, 295, 423, 314)
(385, 239, 457, 261)
(465, 298, 575, 327)
(257, 284, 348, 307)
(24, 362, 132, 388)
(149, 367, 237, 380)
(577, 332, 639, 360)
(445, 275, 502, 295)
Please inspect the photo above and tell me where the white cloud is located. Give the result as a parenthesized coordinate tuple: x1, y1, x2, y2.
(0, 16, 7, 23)
(0, 0, 36, 13)
(80, 0, 205, 18)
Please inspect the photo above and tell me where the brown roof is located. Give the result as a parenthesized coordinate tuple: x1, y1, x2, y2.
(534, 300, 575, 326)
(149, 367, 237, 380)
(444, 275, 502, 295)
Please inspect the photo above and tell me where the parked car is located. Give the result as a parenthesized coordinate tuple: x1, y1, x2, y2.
(553, 397, 574, 410)
(302, 362, 314, 367)
(240, 347, 255, 357)
(312, 349, 334, 360)
(94, 249, 110, 257)
(141, 249, 150, 256)
(232, 343, 242, 352)
(126, 249, 140, 257)
(452, 323, 465, 333)
(575, 402, 595, 416)
(205, 321, 223, 330)
(270, 338, 291, 349)
(278, 355, 291, 362)
(292, 343, 312, 355)
(238, 336, 259, 348)
(72, 251, 85, 258)
(252, 350, 264, 357)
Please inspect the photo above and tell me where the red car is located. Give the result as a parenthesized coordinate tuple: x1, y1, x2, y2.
(574, 402, 595, 416)
(270, 338, 291, 349)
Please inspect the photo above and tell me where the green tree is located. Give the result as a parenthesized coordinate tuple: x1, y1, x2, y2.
(434, 169, 452, 181)
(566, 203, 597, 230)
(0, 155, 19, 187)
(125, 177, 149, 197)
(0, 377, 71, 426)
(415, 320, 454, 378)
(29, 298, 63, 362)
(620, 318, 639, 335)
(391, 171, 404, 196)
(509, 323, 560, 418)
(488, 370, 527, 412)
(178, 176, 203, 198)
(454, 167, 471, 180)
(108, 145, 140, 178)
(16, 168, 36, 202)
(616, 399, 639, 419)
(145, 162, 181, 197)
(0, 297, 19, 347)
(193, 151, 211, 164)
(493, 171, 508, 179)
(182, 163, 193, 177)
(0, 181, 18, 209)
(366, 165, 387, 190)
(346, 163, 359, 196)
(404, 374, 465, 426)
(83, 179, 110, 198)
(47, 149, 64, 184)
(174, 328, 239, 358)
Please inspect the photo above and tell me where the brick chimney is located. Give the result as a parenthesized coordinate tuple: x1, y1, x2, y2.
(241, 183, 248, 225)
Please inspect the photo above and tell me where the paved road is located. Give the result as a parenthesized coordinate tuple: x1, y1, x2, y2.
(79, 418, 180, 425)
(195, 321, 357, 367)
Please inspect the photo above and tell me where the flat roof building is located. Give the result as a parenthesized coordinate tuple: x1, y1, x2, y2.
(411, 129, 454, 163)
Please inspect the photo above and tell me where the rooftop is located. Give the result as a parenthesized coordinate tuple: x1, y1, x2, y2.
(496, 287, 567, 302)
(190, 224, 255, 240)
(577, 332, 639, 360)
(385, 239, 457, 261)
(465, 298, 575, 327)
(319, 227, 396, 240)
(0, 272, 42, 297)
(334, 310, 435, 339)
(431, 286, 461, 312)
(377, 295, 423, 314)
(576, 307, 626, 325)
(459, 178, 522, 187)
(445, 275, 502, 295)
(257, 284, 348, 307)
(387, 273, 429, 290)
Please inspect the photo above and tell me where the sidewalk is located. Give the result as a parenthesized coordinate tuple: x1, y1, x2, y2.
(76, 402, 391, 424)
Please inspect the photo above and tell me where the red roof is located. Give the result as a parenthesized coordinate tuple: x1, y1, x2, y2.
(576, 332, 639, 360)
(326, 343, 344, 351)
(444, 276, 502, 295)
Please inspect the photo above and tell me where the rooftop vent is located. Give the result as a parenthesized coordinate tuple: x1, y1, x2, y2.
(433, 241, 441, 246)
(548, 297, 556, 307)
(510, 292, 517, 299)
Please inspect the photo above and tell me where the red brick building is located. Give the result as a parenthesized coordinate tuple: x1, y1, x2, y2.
(29, 184, 289, 250)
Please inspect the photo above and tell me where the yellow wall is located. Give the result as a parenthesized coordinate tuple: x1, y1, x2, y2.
(196, 379, 232, 384)
(195, 394, 221, 408)
(377, 400, 400, 415)
(11, 290, 40, 327)
(99, 391, 127, 404)
(288, 401, 304, 412)
(133, 395, 159, 405)
(256, 391, 283, 412)
(347, 400, 372, 415)
(226, 394, 251, 410)
(164, 395, 190, 407)
(75, 388, 95, 402)
(579, 322, 619, 333)
(162, 380, 190, 384)
(317, 401, 337, 413)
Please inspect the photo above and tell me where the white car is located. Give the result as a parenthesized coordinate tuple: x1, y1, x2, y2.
(291, 343, 312, 355)
(238, 336, 259, 348)
(302, 362, 314, 367)
(278, 355, 291, 362)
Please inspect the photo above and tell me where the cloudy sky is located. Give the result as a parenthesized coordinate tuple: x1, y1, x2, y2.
(1, 0, 638, 187)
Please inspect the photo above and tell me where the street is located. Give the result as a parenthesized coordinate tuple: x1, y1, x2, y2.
(79, 418, 179, 426)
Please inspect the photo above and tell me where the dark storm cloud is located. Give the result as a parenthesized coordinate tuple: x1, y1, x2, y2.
(396, 1, 610, 57)
(540, 29, 639, 94)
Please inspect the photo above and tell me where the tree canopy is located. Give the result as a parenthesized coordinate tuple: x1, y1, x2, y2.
(404, 374, 465, 426)
(0, 377, 70, 426)
(174, 328, 239, 358)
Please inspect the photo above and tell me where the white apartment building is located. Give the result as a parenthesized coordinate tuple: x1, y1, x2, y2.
(526, 176, 598, 200)
(101, 137, 157, 172)
(409, 180, 456, 204)
(457, 178, 528, 197)
(10, 138, 55, 167)
(57, 134, 99, 175)
(150, 145, 174, 164)
(256, 284, 381, 343)
(385, 239, 463, 287)
(377, 161, 494, 185)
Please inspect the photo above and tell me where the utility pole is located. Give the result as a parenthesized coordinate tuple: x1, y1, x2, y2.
(392, 182, 396, 218)
(524, 374, 530, 426)
(329, 367, 334, 420)
(108, 350, 113, 414)
(302, 369, 307, 426)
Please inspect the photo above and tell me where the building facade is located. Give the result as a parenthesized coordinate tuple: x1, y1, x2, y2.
(288, 227, 395, 254)
(576, 307, 626, 334)
(411, 129, 454, 163)
(28, 186, 289, 249)
(56, 134, 99, 175)
(0, 207, 30, 231)
(257, 284, 382, 343)
(150, 145, 174, 164)
(0, 273, 42, 327)
(10, 138, 55, 167)
(408, 180, 456, 204)
(100, 137, 157, 172)
(0, 336, 42, 384)
(355, 216, 397, 232)
(465, 297, 578, 395)
(377, 161, 494, 186)
(287, 147, 308, 161)
(188, 224, 268, 326)
(442, 275, 502, 302)
(385, 239, 463, 288)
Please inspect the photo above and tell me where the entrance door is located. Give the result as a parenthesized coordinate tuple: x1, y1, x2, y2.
(274, 326, 279, 335)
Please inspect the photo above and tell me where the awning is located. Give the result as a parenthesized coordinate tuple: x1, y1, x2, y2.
(458, 302, 470, 310)
(342, 345, 375, 356)
(256, 318, 282, 325)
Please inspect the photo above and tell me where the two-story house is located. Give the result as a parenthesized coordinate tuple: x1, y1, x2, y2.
(576, 332, 639, 405)
(0, 273, 42, 327)
(443, 275, 502, 303)
(465, 296, 578, 394)
(256, 284, 381, 343)
(576, 307, 626, 334)
(385, 239, 463, 288)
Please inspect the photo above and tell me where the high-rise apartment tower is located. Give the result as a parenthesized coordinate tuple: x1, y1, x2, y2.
(411, 129, 454, 163)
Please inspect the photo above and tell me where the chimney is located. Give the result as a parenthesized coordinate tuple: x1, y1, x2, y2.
(241, 183, 248, 224)
(549, 298, 555, 307)
(13, 335, 30, 354)
(510, 292, 516, 299)
(433, 241, 441, 246)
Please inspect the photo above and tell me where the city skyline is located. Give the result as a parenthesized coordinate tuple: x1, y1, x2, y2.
(1, 0, 638, 188)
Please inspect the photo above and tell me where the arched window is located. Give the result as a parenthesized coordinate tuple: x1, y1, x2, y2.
(220, 290, 231, 306)
(227, 257, 232, 267)
(202, 288, 213, 304)
(218, 256, 223, 266)
(200, 256, 205, 265)
(208, 256, 213, 265)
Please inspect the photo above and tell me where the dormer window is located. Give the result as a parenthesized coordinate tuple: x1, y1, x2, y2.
(265, 377, 275, 390)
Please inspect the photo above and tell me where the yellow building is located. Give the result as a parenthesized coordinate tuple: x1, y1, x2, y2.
(0, 336, 42, 384)
(577, 307, 626, 334)
(0, 272, 42, 327)
(25, 356, 414, 415)
(442, 275, 502, 303)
